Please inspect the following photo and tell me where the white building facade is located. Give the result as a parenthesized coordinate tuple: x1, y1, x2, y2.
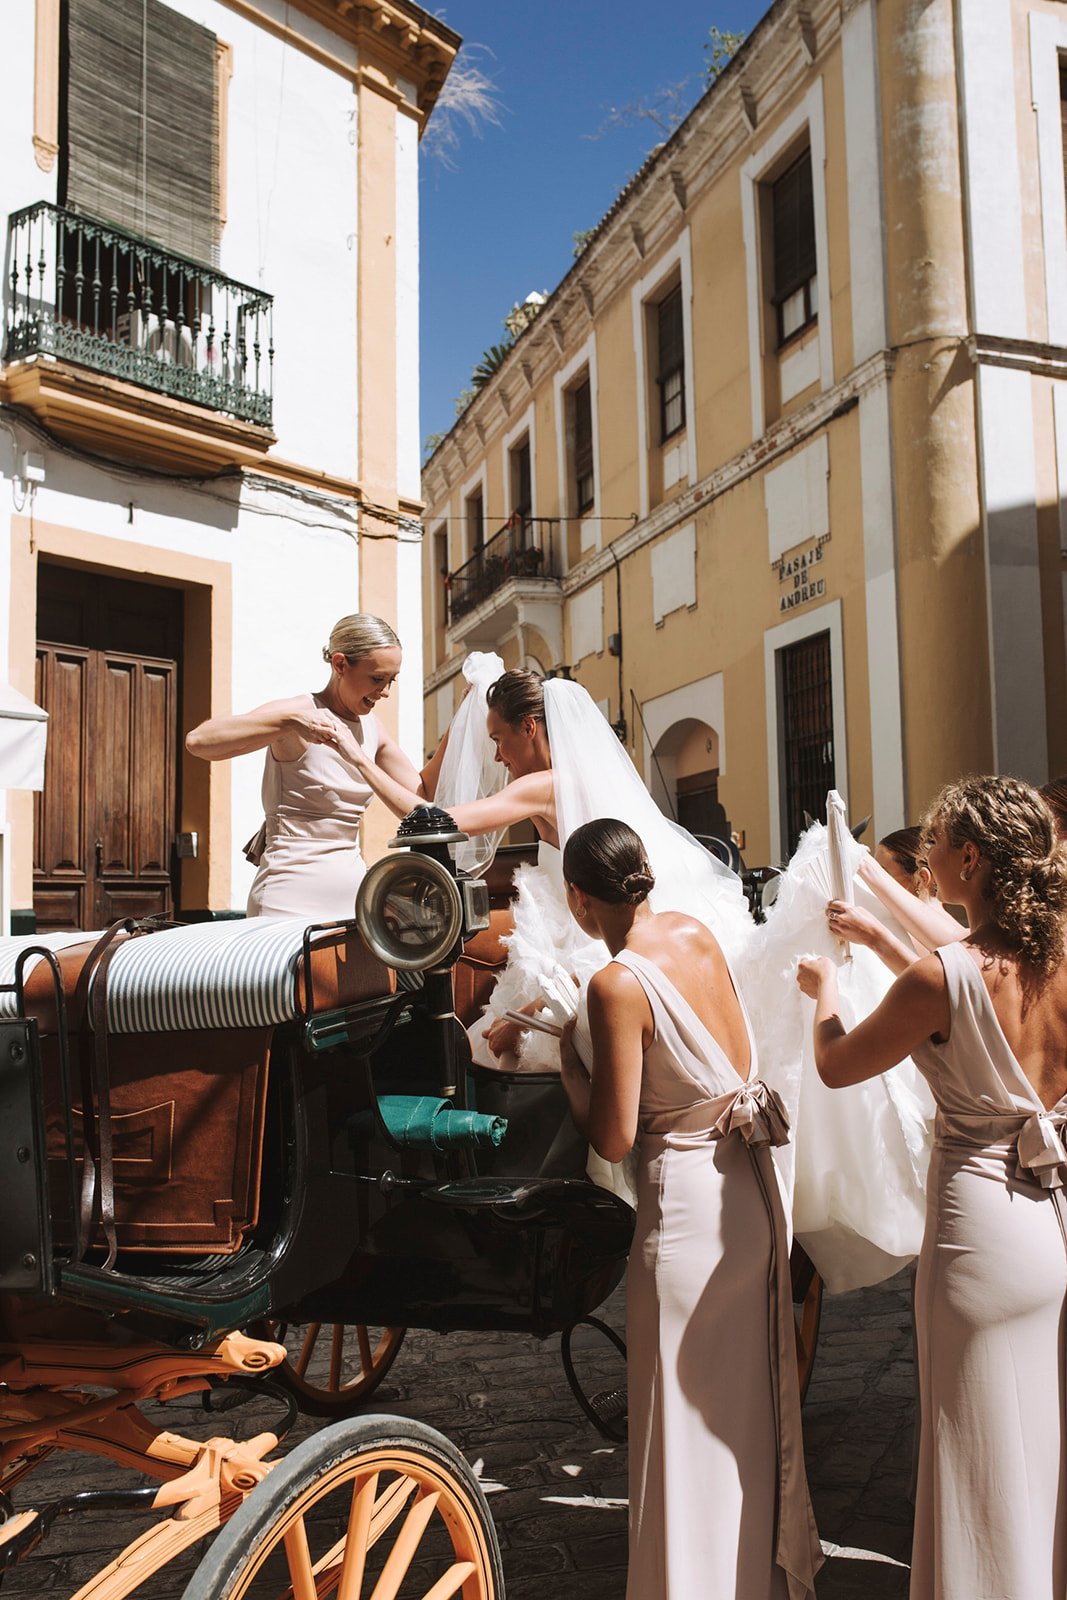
(1, 0, 455, 927)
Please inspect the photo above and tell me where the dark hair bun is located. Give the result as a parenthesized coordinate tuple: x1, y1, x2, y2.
(563, 818, 655, 905)
(622, 867, 655, 899)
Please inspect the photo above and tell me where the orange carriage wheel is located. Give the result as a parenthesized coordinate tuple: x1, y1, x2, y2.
(179, 1414, 503, 1600)
(259, 1323, 407, 1416)
(790, 1242, 823, 1402)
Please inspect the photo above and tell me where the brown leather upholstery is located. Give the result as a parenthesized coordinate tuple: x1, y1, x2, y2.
(43, 1027, 272, 1254)
(29, 924, 392, 1256)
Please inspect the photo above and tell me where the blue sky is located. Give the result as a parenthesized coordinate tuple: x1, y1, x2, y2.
(419, 2, 771, 453)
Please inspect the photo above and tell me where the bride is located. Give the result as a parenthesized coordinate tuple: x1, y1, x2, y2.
(340, 661, 752, 1071)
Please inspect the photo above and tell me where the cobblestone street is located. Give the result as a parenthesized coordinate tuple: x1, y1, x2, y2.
(3, 1268, 915, 1598)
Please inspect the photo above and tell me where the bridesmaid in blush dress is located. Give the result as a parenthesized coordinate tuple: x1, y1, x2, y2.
(557, 818, 822, 1600)
(798, 775, 1067, 1600)
(186, 614, 446, 919)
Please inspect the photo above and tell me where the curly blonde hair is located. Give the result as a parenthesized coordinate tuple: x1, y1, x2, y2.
(922, 776, 1067, 975)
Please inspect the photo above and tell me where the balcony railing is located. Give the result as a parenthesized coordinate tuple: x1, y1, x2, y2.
(5, 202, 273, 427)
(449, 517, 561, 622)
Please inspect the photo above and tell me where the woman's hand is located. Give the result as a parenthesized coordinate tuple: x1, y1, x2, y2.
(559, 1016, 587, 1080)
(485, 1016, 523, 1059)
(796, 955, 835, 999)
(284, 707, 344, 747)
(826, 900, 884, 949)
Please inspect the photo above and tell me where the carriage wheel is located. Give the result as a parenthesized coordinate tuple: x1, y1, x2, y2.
(790, 1243, 823, 1402)
(262, 1322, 407, 1416)
(180, 1414, 503, 1600)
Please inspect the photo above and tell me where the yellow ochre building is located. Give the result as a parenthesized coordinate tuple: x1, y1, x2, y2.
(422, 0, 1067, 865)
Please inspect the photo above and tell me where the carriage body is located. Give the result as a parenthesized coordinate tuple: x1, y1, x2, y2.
(0, 818, 633, 1596)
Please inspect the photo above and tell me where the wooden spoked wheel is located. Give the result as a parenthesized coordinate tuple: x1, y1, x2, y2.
(263, 1322, 407, 1416)
(180, 1414, 503, 1600)
(790, 1242, 823, 1402)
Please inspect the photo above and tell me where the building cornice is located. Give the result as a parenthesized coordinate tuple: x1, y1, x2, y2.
(422, 0, 841, 499)
(561, 349, 895, 597)
(218, 0, 458, 121)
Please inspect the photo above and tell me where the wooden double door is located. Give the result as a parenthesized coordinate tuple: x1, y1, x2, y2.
(34, 565, 183, 932)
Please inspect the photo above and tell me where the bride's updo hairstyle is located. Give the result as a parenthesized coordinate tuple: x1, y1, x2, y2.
(485, 669, 545, 726)
(878, 826, 932, 898)
(564, 818, 656, 906)
(922, 775, 1067, 975)
(323, 614, 400, 664)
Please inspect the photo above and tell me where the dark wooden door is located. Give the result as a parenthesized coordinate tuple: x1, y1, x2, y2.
(34, 566, 182, 931)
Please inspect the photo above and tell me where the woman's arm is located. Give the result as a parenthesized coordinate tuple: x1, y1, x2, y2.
(857, 854, 966, 951)
(825, 900, 919, 977)
(796, 953, 949, 1088)
(185, 698, 339, 763)
(560, 967, 648, 1163)
(338, 729, 553, 837)
(373, 725, 450, 800)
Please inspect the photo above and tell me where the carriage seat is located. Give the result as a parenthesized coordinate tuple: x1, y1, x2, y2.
(0, 921, 393, 1258)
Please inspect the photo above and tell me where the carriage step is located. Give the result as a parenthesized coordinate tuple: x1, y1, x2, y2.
(57, 1249, 271, 1336)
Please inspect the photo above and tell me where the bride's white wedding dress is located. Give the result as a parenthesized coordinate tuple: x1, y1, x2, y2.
(739, 822, 935, 1292)
(443, 655, 934, 1290)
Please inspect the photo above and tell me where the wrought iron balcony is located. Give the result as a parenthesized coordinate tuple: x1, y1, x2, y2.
(5, 202, 273, 427)
(449, 517, 561, 622)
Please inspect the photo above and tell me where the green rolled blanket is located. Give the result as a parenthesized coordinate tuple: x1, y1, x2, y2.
(363, 1094, 508, 1150)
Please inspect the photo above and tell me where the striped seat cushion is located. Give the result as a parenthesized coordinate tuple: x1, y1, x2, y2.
(0, 932, 104, 1019)
(97, 918, 314, 1033)
(0, 919, 360, 1034)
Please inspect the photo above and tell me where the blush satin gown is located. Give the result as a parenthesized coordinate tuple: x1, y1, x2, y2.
(617, 947, 822, 1600)
(246, 695, 379, 920)
(909, 942, 1067, 1600)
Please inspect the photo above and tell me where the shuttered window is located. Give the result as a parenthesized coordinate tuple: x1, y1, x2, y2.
(62, 0, 220, 266)
(770, 147, 817, 347)
(778, 630, 835, 856)
(656, 285, 685, 440)
(573, 378, 594, 514)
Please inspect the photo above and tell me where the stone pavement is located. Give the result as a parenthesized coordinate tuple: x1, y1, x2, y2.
(2, 1269, 916, 1597)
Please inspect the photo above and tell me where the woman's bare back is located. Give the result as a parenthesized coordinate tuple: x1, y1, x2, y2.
(625, 910, 751, 1080)
(964, 938, 1067, 1110)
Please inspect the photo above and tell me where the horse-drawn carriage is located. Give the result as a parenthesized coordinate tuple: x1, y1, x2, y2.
(0, 806, 820, 1598)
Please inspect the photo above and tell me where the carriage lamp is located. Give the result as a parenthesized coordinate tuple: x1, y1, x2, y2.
(355, 805, 490, 971)
(356, 851, 464, 972)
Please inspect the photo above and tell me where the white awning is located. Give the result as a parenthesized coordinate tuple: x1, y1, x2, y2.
(0, 684, 48, 791)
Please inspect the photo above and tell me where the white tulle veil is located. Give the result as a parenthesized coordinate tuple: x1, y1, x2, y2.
(543, 678, 754, 960)
(434, 651, 507, 875)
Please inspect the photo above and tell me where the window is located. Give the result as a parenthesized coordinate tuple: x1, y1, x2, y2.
(61, 0, 221, 266)
(433, 527, 449, 631)
(1060, 60, 1067, 220)
(465, 488, 484, 562)
(656, 285, 686, 441)
(510, 437, 532, 522)
(572, 378, 594, 514)
(770, 148, 817, 348)
(778, 630, 835, 855)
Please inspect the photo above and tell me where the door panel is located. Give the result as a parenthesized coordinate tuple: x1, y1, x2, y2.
(34, 566, 182, 932)
(136, 663, 175, 877)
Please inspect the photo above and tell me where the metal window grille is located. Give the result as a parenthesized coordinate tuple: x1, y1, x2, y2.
(573, 378, 594, 513)
(778, 630, 835, 857)
(771, 148, 817, 348)
(657, 285, 685, 440)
